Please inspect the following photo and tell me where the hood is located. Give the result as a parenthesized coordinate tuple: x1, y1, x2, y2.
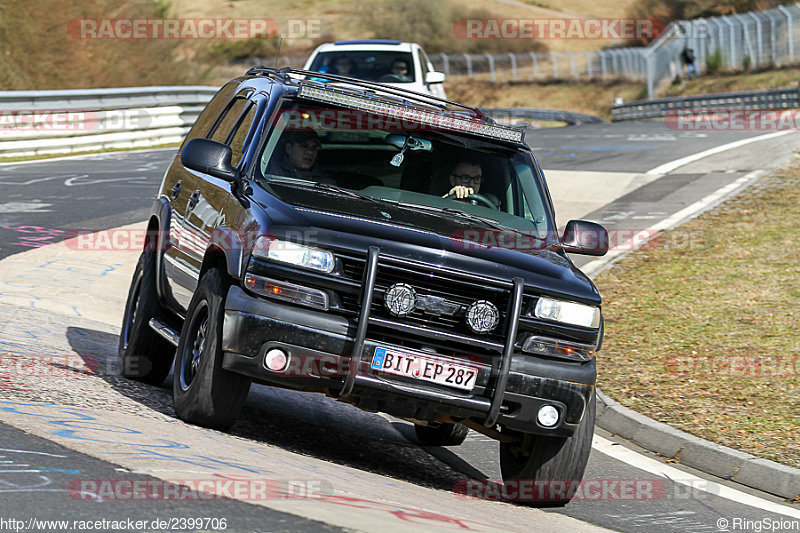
(250, 188, 600, 305)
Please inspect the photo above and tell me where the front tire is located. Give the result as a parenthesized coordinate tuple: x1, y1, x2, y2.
(118, 249, 175, 385)
(499, 394, 596, 506)
(173, 268, 250, 430)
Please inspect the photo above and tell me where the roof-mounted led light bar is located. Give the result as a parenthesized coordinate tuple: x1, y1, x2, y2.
(296, 85, 525, 144)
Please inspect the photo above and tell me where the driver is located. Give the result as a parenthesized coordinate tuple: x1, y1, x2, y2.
(442, 160, 500, 207)
(383, 58, 412, 82)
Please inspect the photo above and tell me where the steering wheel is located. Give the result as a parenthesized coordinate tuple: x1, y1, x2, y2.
(444, 192, 498, 210)
(379, 74, 404, 82)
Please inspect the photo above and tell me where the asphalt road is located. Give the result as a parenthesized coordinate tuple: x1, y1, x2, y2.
(1, 121, 799, 532)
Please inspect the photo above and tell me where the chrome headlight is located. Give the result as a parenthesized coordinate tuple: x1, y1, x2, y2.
(534, 297, 600, 328)
(251, 237, 335, 273)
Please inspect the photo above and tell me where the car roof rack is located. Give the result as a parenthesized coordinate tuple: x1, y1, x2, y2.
(244, 66, 489, 122)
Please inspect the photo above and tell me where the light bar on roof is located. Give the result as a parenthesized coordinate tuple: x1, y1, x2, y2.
(297, 85, 525, 143)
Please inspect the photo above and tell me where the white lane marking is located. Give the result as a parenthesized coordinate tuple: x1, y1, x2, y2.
(0, 202, 52, 213)
(581, 169, 764, 277)
(592, 435, 800, 519)
(646, 131, 793, 175)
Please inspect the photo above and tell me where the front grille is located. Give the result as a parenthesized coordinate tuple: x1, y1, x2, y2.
(336, 253, 511, 346)
(371, 260, 510, 342)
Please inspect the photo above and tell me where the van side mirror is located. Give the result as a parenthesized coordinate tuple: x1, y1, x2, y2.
(561, 220, 608, 256)
(425, 71, 446, 84)
(181, 138, 239, 182)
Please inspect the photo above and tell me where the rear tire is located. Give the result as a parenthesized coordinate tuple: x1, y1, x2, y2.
(414, 422, 469, 446)
(499, 394, 595, 506)
(118, 249, 175, 385)
(173, 268, 250, 430)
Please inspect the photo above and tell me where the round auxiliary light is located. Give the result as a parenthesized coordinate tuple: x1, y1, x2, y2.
(384, 283, 417, 317)
(264, 349, 288, 372)
(537, 405, 560, 428)
(465, 300, 500, 334)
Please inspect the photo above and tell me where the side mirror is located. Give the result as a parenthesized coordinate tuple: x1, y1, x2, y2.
(181, 138, 239, 182)
(425, 71, 446, 84)
(561, 220, 608, 256)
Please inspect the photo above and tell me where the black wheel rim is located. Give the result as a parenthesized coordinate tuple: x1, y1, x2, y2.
(180, 301, 208, 391)
(121, 269, 144, 351)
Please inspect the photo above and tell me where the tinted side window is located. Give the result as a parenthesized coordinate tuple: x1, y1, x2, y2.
(228, 105, 257, 167)
(209, 98, 249, 143)
(180, 81, 237, 148)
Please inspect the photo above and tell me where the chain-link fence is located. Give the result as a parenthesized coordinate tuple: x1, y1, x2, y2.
(265, 3, 800, 100)
(644, 3, 800, 98)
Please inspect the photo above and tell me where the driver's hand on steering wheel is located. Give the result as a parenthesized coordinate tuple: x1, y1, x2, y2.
(443, 185, 474, 199)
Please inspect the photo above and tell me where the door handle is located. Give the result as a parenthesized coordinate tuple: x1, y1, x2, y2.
(187, 190, 201, 209)
(170, 180, 182, 200)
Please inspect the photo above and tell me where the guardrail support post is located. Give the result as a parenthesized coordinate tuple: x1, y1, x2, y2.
(507, 52, 518, 81)
(599, 51, 607, 78)
(778, 6, 795, 63)
(747, 13, 763, 66)
(464, 53, 473, 79)
(721, 16, 737, 68)
(646, 51, 655, 99)
(528, 52, 538, 80)
(439, 53, 450, 77)
(485, 53, 496, 82)
(552, 52, 559, 79)
(769, 12, 778, 65)
(568, 52, 577, 78)
(585, 51, 593, 77)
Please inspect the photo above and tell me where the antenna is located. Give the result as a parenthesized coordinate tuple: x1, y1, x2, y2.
(274, 36, 284, 68)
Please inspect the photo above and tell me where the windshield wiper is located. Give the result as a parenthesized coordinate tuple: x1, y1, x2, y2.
(395, 202, 507, 229)
(267, 177, 394, 206)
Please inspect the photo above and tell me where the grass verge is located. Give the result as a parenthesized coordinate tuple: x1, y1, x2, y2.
(444, 79, 648, 120)
(594, 159, 800, 468)
(444, 66, 800, 119)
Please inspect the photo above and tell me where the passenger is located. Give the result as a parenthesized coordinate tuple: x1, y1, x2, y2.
(267, 129, 332, 182)
(331, 56, 355, 76)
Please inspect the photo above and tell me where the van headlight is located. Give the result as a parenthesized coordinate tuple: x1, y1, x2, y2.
(534, 297, 600, 328)
(251, 237, 335, 273)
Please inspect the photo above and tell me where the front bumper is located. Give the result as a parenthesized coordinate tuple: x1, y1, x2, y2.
(221, 284, 595, 437)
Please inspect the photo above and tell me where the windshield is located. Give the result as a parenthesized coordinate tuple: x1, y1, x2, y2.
(254, 100, 554, 248)
(308, 51, 416, 84)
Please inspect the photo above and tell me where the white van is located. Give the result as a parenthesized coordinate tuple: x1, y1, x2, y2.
(303, 40, 447, 99)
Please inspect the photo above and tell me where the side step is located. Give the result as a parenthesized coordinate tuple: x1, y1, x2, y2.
(148, 318, 180, 347)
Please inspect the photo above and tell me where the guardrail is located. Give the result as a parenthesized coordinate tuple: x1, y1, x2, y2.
(0, 86, 218, 158)
(0, 86, 605, 158)
(484, 107, 604, 126)
(611, 86, 800, 121)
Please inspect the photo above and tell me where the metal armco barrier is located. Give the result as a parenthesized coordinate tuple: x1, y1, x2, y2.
(0, 85, 605, 158)
(0, 86, 218, 157)
(484, 107, 603, 126)
(611, 86, 800, 121)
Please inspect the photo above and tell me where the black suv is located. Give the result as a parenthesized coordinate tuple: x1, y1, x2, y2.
(119, 67, 608, 501)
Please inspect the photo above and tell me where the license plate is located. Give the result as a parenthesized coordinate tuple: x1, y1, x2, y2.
(370, 347, 478, 391)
